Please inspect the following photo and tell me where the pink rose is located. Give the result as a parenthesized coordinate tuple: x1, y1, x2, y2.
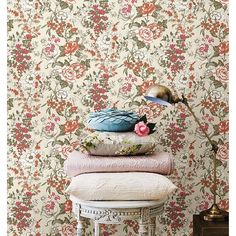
(134, 121, 150, 136)
(62, 63, 85, 81)
(217, 143, 228, 163)
(137, 27, 154, 44)
(59, 223, 76, 236)
(216, 65, 228, 83)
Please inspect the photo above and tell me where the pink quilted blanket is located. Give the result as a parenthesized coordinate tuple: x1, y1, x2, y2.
(64, 151, 174, 177)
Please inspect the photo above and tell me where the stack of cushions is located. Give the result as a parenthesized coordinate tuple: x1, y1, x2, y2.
(65, 108, 177, 201)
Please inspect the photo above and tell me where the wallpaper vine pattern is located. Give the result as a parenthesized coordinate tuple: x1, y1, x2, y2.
(7, 0, 229, 235)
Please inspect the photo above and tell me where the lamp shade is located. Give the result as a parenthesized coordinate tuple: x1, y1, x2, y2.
(144, 84, 180, 105)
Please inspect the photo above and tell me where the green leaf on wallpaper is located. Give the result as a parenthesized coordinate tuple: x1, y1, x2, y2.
(213, 1, 223, 10)
(74, 50, 81, 58)
(129, 101, 141, 107)
(7, 98, 14, 110)
(213, 46, 220, 57)
(159, 20, 168, 29)
(123, 225, 128, 233)
(218, 60, 224, 66)
(81, 59, 91, 68)
(206, 61, 218, 68)
(131, 22, 141, 28)
(213, 124, 220, 134)
(213, 79, 223, 88)
(59, 46, 65, 56)
(136, 40, 146, 49)
(59, 79, 69, 88)
(7, 177, 14, 189)
(69, 3, 73, 11)
(54, 140, 64, 146)
(74, 128, 81, 136)
(216, 158, 222, 167)
(219, 139, 225, 145)
(52, 219, 64, 225)
(7, 19, 14, 31)
(79, 44, 85, 50)
(64, 60, 70, 66)
(54, 61, 64, 67)
(59, 0, 69, 10)
(68, 138, 75, 146)
(141, 20, 147, 27)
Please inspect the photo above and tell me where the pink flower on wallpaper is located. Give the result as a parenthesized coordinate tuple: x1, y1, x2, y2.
(62, 63, 85, 81)
(216, 65, 228, 83)
(198, 201, 210, 211)
(217, 143, 229, 163)
(138, 105, 154, 120)
(59, 223, 77, 236)
(196, 43, 213, 59)
(134, 121, 150, 136)
(137, 26, 154, 44)
(45, 121, 56, 133)
(121, 82, 132, 94)
(42, 43, 59, 59)
(137, 24, 162, 44)
(121, 4, 132, 15)
(59, 141, 80, 159)
(44, 200, 56, 215)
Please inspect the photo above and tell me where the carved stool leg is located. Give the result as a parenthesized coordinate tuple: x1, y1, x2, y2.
(94, 221, 100, 236)
(73, 203, 86, 236)
(77, 218, 86, 236)
(139, 222, 149, 236)
(149, 217, 156, 236)
(139, 208, 149, 236)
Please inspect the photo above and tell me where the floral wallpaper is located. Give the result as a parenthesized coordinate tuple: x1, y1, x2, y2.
(7, 0, 229, 235)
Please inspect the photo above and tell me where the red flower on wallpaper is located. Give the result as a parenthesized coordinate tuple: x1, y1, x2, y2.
(64, 200, 73, 212)
(217, 41, 229, 55)
(138, 2, 157, 15)
(218, 120, 229, 133)
(140, 80, 155, 94)
(64, 41, 80, 54)
(62, 63, 86, 81)
(63, 120, 79, 133)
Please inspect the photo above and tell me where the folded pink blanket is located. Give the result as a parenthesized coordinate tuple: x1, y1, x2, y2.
(64, 151, 174, 177)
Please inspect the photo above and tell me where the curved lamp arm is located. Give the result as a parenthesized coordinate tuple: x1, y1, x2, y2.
(144, 84, 228, 221)
(180, 94, 218, 154)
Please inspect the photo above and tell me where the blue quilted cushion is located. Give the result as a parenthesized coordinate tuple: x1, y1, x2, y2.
(87, 108, 139, 132)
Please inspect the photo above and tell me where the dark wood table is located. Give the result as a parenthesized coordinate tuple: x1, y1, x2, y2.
(193, 214, 229, 236)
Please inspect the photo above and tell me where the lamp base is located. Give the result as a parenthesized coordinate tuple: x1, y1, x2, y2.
(199, 204, 229, 222)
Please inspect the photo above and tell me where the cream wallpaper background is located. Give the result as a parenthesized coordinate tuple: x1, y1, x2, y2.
(7, 0, 229, 235)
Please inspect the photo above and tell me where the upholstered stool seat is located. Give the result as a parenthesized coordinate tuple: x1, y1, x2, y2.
(70, 195, 167, 236)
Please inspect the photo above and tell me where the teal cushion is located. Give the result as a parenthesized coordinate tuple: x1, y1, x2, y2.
(87, 108, 139, 132)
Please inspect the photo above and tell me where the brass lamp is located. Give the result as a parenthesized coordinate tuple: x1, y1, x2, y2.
(145, 84, 228, 221)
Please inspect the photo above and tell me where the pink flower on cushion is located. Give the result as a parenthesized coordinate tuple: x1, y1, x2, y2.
(134, 121, 150, 136)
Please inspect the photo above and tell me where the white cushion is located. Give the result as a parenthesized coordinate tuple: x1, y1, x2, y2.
(79, 131, 157, 156)
(66, 172, 177, 200)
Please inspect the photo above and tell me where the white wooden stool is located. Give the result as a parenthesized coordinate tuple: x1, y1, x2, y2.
(70, 196, 166, 236)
